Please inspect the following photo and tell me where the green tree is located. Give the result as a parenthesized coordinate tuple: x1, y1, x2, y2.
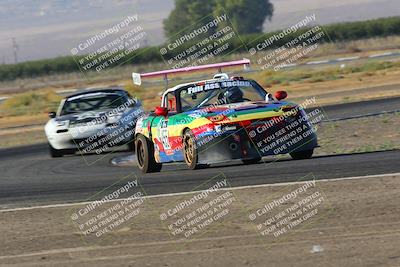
(213, 0, 273, 34)
(163, 0, 272, 38)
(163, 0, 215, 38)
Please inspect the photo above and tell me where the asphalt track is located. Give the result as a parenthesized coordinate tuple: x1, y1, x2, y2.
(312, 96, 400, 119)
(0, 97, 399, 209)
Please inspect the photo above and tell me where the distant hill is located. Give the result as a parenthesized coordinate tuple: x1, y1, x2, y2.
(0, 0, 399, 63)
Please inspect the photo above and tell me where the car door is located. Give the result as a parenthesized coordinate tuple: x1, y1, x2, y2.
(153, 92, 182, 162)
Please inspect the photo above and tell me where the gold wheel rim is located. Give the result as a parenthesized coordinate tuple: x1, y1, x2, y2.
(184, 135, 194, 164)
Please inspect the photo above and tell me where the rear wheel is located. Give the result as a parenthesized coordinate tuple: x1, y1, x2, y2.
(242, 157, 261, 165)
(135, 135, 162, 173)
(48, 143, 63, 158)
(290, 149, 314, 160)
(183, 130, 201, 170)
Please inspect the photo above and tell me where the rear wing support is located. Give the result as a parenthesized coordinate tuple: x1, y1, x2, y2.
(132, 58, 251, 87)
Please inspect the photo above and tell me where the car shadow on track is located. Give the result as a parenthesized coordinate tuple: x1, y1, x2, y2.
(152, 149, 400, 173)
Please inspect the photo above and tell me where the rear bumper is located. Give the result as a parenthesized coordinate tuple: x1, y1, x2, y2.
(195, 116, 318, 164)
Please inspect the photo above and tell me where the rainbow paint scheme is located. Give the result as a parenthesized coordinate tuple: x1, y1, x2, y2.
(135, 78, 318, 164)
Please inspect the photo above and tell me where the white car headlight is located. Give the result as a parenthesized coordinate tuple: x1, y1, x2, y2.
(107, 113, 122, 124)
(56, 120, 69, 127)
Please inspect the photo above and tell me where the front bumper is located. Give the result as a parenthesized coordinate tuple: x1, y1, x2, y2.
(47, 125, 135, 152)
(195, 116, 318, 164)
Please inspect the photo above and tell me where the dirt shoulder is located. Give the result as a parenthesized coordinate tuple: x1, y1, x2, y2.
(1, 173, 399, 266)
(315, 112, 400, 155)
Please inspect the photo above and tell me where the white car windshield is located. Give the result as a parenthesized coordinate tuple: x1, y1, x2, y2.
(179, 80, 267, 112)
(60, 93, 129, 115)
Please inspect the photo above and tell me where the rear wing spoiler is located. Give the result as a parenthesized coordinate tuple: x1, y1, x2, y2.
(132, 58, 251, 86)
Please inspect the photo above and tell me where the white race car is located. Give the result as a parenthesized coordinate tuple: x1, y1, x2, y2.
(45, 88, 143, 157)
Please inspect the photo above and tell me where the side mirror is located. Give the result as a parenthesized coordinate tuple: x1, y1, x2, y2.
(154, 106, 168, 117)
(275, 91, 287, 101)
(48, 112, 56, 118)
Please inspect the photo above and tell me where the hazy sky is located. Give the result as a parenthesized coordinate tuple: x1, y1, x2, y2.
(0, 0, 399, 63)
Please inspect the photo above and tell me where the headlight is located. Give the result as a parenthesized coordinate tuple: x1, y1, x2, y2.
(56, 120, 69, 127)
(107, 115, 122, 124)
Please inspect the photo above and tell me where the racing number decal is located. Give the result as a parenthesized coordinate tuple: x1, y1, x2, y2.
(159, 119, 171, 150)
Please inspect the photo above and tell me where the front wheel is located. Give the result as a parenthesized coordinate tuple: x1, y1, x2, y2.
(242, 157, 261, 165)
(127, 139, 135, 152)
(290, 149, 314, 160)
(48, 143, 64, 158)
(135, 135, 162, 173)
(183, 130, 201, 170)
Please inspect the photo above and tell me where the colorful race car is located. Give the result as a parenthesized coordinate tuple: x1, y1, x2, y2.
(133, 60, 318, 173)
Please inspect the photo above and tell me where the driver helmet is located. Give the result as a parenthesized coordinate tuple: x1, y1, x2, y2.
(224, 86, 244, 103)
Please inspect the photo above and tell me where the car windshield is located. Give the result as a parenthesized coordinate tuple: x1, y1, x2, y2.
(179, 80, 267, 112)
(60, 93, 129, 115)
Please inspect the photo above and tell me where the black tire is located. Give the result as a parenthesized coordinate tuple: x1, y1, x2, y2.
(127, 139, 135, 152)
(242, 157, 261, 165)
(49, 143, 63, 158)
(183, 130, 201, 170)
(135, 134, 162, 173)
(127, 126, 136, 151)
(290, 149, 314, 160)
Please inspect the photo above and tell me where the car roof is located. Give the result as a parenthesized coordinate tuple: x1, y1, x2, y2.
(66, 88, 128, 100)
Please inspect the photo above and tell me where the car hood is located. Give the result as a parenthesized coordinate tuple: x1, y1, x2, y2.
(185, 101, 298, 122)
(57, 111, 106, 124)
